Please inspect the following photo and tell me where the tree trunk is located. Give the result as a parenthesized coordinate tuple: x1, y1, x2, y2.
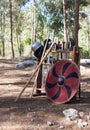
(31, 0, 36, 43)
(16, 29, 20, 56)
(0, 11, 5, 56)
(9, 0, 15, 58)
(73, 0, 80, 47)
(63, 0, 68, 49)
(33, 0, 36, 42)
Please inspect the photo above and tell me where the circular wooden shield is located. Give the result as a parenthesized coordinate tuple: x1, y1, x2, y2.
(45, 60, 80, 104)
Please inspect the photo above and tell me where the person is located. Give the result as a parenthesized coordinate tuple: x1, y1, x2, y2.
(69, 38, 75, 50)
(56, 41, 62, 50)
(31, 42, 44, 60)
(43, 38, 51, 50)
(62, 41, 65, 50)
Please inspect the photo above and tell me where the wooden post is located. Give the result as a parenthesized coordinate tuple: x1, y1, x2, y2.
(36, 61, 42, 94)
(72, 46, 80, 66)
(72, 46, 81, 99)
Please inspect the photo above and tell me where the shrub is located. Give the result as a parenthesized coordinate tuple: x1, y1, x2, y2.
(81, 48, 90, 58)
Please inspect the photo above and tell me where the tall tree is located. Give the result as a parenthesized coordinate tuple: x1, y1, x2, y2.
(32, 0, 36, 43)
(0, 1, 7, 56)
(73, 0, 80, 46)
(0, 9, 5, 56)
(63, 0, 68, 49)
(9, 0, 15, 58)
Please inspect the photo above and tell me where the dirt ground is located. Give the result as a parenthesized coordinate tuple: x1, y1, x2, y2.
(0, 57, 90, 130)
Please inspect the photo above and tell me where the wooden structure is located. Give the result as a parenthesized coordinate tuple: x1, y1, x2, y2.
(35, 46, 81, 100)
(15, 43, 81, 102)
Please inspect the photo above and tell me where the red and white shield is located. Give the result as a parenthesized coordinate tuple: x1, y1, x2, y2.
(45, 60, 80, 104)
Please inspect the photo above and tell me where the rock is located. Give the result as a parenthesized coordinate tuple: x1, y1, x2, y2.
(63, 108, 78, 120)
(82, 121, 88, 127)
(7, 84, 12, 87)
(87, 112, 90, 120)
(15, 60, 35, 69)
(47, 121, 54, 126)
(31, 118, 34, 122)
(79, 111, 84, 118)
(77, 120, 88, 128)
(77, 121, 84, 128)
(58, 125, 65, 129)
(87, 115, 90, 120)
(80, 59, 90, 65)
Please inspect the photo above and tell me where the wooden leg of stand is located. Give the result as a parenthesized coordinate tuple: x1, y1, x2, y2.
(36, 65, 42, 94)
(30, 68, 40, 98)
(72, 46, 81, 100)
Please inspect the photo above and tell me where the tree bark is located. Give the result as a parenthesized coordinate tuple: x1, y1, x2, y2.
(0, 11, 5, 56)
(9, 0, 15, 58)
(31, 0, 36, 43)
(73, 0, 80, 47)
(63, 0, 68, 49)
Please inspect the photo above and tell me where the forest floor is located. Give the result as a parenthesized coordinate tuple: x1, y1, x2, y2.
(0, 57, 90, 130)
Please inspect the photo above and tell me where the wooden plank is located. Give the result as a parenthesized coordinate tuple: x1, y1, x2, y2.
(51, 49, 72, 53)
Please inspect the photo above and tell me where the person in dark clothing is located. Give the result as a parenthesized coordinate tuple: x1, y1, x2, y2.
(69, 38, 75, 50)
(44, 38, 51, 50)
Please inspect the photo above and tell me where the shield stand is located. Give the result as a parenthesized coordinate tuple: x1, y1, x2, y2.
(34, 46, 81, 102)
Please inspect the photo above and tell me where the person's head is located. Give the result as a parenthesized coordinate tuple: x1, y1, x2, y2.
(44, 38, 51, 44)
(44, 38, 51, 49)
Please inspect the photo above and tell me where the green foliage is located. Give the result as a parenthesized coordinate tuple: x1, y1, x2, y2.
(18, 37, 31, 55)
(41, 0, 90, 38)
(43, 0, 64, 35)
(16, 0, 30, 7)
(81, 48, 90, 58)
(1, 0, 90, 57)
(80, 0, 90, 7)
(21, 37, 31, 46)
